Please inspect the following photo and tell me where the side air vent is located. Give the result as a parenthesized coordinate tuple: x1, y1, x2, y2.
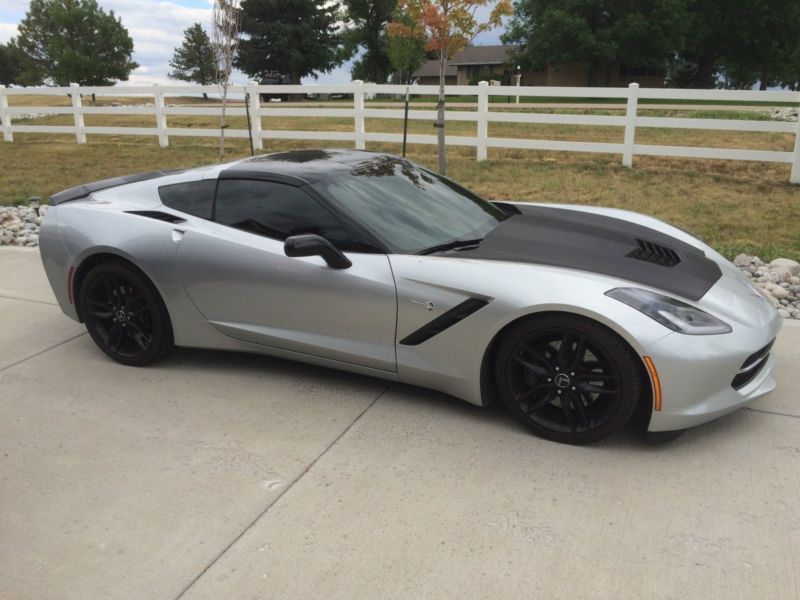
(627, 239, 681, 267)
(399, 298, 489, 346)
(126, 210, 186, 224)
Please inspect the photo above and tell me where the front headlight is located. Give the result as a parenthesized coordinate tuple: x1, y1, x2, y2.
(605, 287, 732, 335)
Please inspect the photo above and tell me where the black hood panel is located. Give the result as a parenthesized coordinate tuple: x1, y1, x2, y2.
(454, 205, 722, 301)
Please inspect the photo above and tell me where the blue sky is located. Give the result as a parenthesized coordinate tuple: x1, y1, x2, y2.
(0, 0, 504, 85)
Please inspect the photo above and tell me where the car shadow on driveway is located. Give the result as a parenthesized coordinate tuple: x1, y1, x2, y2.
(161, 345, 752, 452)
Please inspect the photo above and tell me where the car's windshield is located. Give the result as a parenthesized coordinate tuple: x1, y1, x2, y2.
(313, 156, 509, 254)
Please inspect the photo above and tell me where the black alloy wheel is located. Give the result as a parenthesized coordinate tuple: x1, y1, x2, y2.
(495, 315, 642, 444)
(80, 262, 173, 366)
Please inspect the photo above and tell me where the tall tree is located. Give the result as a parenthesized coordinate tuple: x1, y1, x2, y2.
(503, 0, 685, 87)
(169, 23, 217, 98)
(390, 0, 512, 174)
(13, 0, 137, 87)
(0, 43, 27, 86)
(235, 0, 347, 85)
(691, 0, 800, 89)
(387, 12, 427, 83)
(778, 43, 800, 91)
(664, 0, 747, 88)
(0, 44, 14, 85)
(343, 0, 396, 83)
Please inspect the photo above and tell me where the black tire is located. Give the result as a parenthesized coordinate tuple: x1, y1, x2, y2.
(79, 261, 174, 366)
(494, 314, 642, 445)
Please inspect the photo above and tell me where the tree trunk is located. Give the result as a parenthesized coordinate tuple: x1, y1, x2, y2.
(437, 51, 447, 175)
(289, 72, 302, 102)
(759, 68, 768, 91)
(692, 57, 717, 88)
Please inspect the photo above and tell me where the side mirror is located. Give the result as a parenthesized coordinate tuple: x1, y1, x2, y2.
(284, 234, 352, 269)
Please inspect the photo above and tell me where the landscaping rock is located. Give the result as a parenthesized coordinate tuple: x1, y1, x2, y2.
(770, 285, 790, 300)
(769, 258, 800, 276)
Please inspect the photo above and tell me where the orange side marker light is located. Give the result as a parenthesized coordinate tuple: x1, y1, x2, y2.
(643, 355, 662, 411)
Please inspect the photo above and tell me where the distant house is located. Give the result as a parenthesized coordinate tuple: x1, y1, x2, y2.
(413, 60, 457, 86)
(412, 46, 509, 86)
(450, 45, 513, 85)
(412, 45, 665, 88)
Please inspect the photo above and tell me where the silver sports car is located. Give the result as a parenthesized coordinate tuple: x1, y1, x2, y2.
(39, 149, 781, 444)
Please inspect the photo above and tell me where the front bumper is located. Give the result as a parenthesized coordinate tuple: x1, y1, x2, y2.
(646, 311, 782, 432)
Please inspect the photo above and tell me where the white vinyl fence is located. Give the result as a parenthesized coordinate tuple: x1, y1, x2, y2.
(1, 81, 799, 183)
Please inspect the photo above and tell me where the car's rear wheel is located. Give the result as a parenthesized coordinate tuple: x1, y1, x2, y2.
(79, 261, 173, 366)
(495, 314, 642, 444)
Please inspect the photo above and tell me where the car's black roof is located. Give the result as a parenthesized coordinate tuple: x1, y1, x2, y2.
(222, 149, 397, 184)
(48, 149, 403, 206)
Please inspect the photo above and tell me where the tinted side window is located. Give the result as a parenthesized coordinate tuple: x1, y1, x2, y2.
(158, 180, 216, 219)
(214, 179, 353, 249)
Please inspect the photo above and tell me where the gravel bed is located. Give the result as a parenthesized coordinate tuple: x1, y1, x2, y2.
(733, 254, 800, 320)
(0, 204, 46, 247)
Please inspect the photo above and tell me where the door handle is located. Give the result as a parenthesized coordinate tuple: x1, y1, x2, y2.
(172, 228, 185, 243)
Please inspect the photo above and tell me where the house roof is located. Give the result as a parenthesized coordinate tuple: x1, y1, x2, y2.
(413, 60, 457, 78)
(411, 45, 519, 79)
(449, 45, 516, 66)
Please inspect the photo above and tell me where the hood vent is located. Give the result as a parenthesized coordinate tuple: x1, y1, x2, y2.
(627, 239, 681, 267)
(126, 210, 186, 224)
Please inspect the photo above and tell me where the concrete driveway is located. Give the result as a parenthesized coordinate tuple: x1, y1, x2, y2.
(1, 247, 798, 600)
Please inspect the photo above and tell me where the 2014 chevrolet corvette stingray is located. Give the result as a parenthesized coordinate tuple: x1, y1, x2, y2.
(39, 149, 781, 444)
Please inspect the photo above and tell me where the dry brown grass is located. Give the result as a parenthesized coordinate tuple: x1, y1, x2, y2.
(1, 104, 798, 261)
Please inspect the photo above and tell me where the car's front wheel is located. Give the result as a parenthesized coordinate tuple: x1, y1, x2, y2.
(495, 314, 643, 444)
(79, 261, 174, 366)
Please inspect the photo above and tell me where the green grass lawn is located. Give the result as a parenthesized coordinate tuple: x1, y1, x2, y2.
(1, 104, 798, 261)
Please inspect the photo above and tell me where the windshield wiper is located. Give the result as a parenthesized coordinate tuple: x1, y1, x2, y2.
(417, 238, 483, 255)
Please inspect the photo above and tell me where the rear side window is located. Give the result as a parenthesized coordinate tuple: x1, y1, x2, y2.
(158, 180, 216, 219)
(214, 179, 353, 249)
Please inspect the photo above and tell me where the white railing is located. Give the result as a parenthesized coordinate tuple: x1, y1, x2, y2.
(1, 81, 799, 183)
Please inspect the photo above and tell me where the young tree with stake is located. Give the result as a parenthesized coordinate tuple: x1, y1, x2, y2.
(213, 0, 241, 161)
(389, 0, 511, 174)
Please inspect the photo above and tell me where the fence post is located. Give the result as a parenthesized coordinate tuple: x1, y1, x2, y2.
(70, 83, 86, 144)
(622, 82, 639, 167)
(0, 85, 12, 142)
(791, 98, 800, 184)
(248, 80, 263, 151)
(477, 81, 489, 161)
(153, 83, 168, 147)
(353, 80, 365, 150)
